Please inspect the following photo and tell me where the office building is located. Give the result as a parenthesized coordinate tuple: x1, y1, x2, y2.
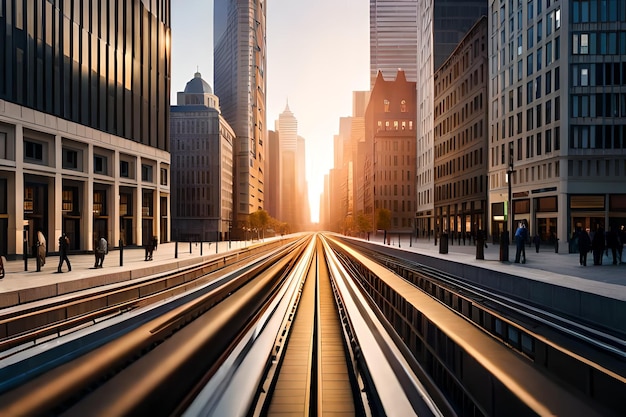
(416, 0, 488, 238)
(0, 0, 171, 257)
(364, 70, 417, 234)
(488, 0, 626, 250)
(214, 0, 267, 238)
(370, 0, 418, 87)
(433, 17, 488, 240)
(170, 72, 234, 242)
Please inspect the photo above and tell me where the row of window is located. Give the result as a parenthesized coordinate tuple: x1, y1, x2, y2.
(572, 63, 626, 87)
(436, 149, 484, 180)
(436, 120, 485, 158)
(499, 96, 561, 141)
(376, 120, 414, 131)
(571, 0, 625, 23)
(435, 175, 485, 202)
(436, 94, 485, 137)
(570, 125, 626, 150)
(571, 94, 626, 118)
(497, 67, 560, 119)
(382, 99, 409, 113)
(572, 32, 626, 55)
(20, 138, 164, 184)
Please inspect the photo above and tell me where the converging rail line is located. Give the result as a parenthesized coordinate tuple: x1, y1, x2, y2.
(0, 233, 621, 416)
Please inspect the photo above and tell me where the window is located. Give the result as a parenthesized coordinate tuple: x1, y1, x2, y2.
(546, 70, 552, 94)
(384, 99, 390, 112)
(0, 132, 6, 159)
(62, 188, 74, 212)
(93, 190, 105, 215)
(94, 155, 107, 174)
(119, 193, 130, 216)
(120, 160, 130, 178)
(537, 20, 542, 42)
(581, 68, 589, 86)
(555, 8, 560, 29)
(546, 41, 552, 64)
(141, 164, 153, 182)
(160, 168, 167, 186)
(24, 186, 34, 213)
(400, 100, 407, 112)
(62, 148, 79, 170)
(24, 140, 43, 162)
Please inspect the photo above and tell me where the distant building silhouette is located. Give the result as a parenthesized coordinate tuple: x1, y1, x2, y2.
(171, 72, 234, 242)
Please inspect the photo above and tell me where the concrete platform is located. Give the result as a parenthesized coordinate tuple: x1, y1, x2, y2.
(0, 240, 255, 309)
(1, 234, 624, 312)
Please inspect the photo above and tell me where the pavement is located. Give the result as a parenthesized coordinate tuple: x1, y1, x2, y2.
(1, 234, 625, 307)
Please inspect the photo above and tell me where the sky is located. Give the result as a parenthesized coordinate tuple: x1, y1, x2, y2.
(170, 1, 370, 223)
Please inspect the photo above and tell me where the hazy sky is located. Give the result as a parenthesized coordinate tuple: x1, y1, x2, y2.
(171, 1, 370, 223)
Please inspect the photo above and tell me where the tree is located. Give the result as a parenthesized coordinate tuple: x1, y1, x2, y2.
(356, 212, 372, 238)
(249, 209, 270, 239)
(376, 208, 392, 244)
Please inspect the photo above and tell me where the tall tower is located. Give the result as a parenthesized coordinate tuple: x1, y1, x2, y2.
(370, 0, 418, 87)
(214, 0, 267, 237)
(416, 0, 487, 238)
(277, 103, 298, 229)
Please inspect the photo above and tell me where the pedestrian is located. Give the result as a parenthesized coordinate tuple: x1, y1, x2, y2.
(576, 227, 591, 266)
(145, 235, 158, 261)
(37, 230, 46, 268)
(591, 226, 605, 266)
(514, 222, 527, 263)
(94, 237, 108, 268)
(57, 233, 71, 273)
(533, 233, 541, 253)
(605, 226, 620, 265)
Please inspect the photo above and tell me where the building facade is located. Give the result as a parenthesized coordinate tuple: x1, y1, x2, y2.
(416, 0, 488, 238)
(434, 17, 489, 240)
(365, 70, 417, 234)
(170, 72, 234, 242)
(0, 0, 171, 257)
(488, 0, 626, 251)
(214, 0, 266, 238)
(370, 0, 418, 87)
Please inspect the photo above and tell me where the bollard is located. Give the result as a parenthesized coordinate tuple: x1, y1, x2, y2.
(398, 234, 401, 248)
(119, 239, 124, 267)
(36, 243, 41, 272)
(200, 241, 203, 256)
(216, 239, 218, 254)
(175, 241, 178, 259)
(189, 239, 192, 254)
(410, 234, 412, 247)
(439, 233, 449, 254)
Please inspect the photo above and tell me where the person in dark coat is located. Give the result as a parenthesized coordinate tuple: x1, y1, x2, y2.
(591, 227, 605, 266)
(514, 222, 527, 263)
(576, 228, 591, 266)
(532, 233, 541, 253)
(57, 233, 71, 273)
(145, 236, 158, 261)
(619, 226, 626, 264)
(94, 237, 108, 268)
(605, 226, 620, 265)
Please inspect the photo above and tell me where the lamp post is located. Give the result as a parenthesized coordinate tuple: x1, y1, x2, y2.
(500, 143, 515, 262)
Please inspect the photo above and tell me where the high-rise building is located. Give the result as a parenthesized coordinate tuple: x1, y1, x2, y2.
(370, 0, 418, 87)
(416, 0, 487, 238)
(488, 0, 626, 251)
(214, 0, 266, 238)
(170, 72, 234, 242)
(433, 17, 488, 240)
(365, 70, 417, 234)
(0, 0, 171, 257)
(277, 104, 298, 228)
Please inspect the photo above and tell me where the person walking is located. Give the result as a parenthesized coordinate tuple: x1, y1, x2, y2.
(514, 222, 527, 263)
(532, 233, 541, 253)
(94, 237, 108, 268)
(619, 225, 626, 264)
(576, 227, 591, 266)
(57, 233, 71, 273)
(605, 226, 620, 265)
(591, 226, 605, 266)
(36, 230, 46, 269)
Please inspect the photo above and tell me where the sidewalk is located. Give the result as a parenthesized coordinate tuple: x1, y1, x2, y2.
(362, 234, 626, 299)
(0, 239, 265, 308)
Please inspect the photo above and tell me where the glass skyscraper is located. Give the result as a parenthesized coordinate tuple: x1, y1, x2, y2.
(0, 1, 171, 257)
(214, 0, 266, 237)
(370, 0, 418, 87)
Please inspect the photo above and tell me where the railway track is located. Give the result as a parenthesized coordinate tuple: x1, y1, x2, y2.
(0, 233, 621, 416)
